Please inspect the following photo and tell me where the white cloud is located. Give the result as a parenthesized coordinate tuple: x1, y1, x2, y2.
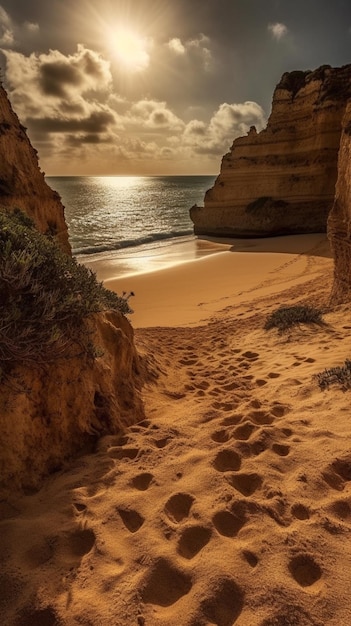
(129, 99, 185, 132)
(0, 6, 39, 48)
(167, 33, 212, 70)
(24, 21, 40, 33)
(183, 101, 266, 155)
(0, 6, 13, 46)
(168, 38, 185, 55)
(268, 22, 288, 41)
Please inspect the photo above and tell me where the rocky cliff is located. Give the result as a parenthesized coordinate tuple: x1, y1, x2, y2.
(0, 311, 145, 496)
(0, 87, 145, 495)
(191, 64, 351, 237)
(328, 102, 351, 302)
(0, 85, 70, 253)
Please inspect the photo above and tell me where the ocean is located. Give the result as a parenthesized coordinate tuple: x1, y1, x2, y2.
(47, 175, 215, 253)
(47, 175, 217, 278)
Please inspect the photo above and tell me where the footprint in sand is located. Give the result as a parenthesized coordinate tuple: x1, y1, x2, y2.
(212, 401, 238, 412)
(118, 508, 144, 533)
(213, 449, 241, 472)
(329, 499, 351, 521)
(248, 410, 274, 425)
(212, 509, 246, 538)
(211, 429, 231, 443)
(164, 493, 195, 523)
(177, 526, 212, 559)
(323, 455, 351, 491)
(198, 577, 244, 626)
(270, 403, 290, 418)
(242, 351, 259, 361)
(55, 528, 96, 565)
(232, 421, 256, 441)
(141, 558, 192, 607)
(221, 414, 243, 426)
(268, 372, 280, 379)
(131, 472, 154, 491)
(291, 503, 310, 520)
(227, 472, 263, 497)
(288, 554, 322, 588)
(242, 550, 258, 568)
(271, 443, 291, 457)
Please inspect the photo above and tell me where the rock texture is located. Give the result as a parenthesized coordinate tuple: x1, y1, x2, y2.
(0, 87, 145, 495)
(328, 102, 351, 302)
(0, 85, 70, 253)
(191, 64, 351, 237)
(0, 310, 145, 496)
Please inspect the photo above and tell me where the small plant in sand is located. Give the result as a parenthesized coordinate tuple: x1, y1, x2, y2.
(316, 359, 351, 390)
(264, 304, 324, 332)
(0, 209, 133, 375)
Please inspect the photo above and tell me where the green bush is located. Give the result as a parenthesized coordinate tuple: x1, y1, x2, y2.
(264, 304, 323, 332)
(0, 209, 133, 373)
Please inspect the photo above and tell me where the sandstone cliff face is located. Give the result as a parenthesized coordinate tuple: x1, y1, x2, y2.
(0, 310, 145, 496)
(191, 64, 351, 237)
(0, 88, 145, 495)
(0, 85, 70, 253)
(328, 102, 351, 302)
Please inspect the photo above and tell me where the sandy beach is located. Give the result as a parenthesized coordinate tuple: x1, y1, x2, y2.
(2, 232, 351, 626)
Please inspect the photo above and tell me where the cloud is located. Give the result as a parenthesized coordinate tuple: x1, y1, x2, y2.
(168, 38, 185, 55)
(183, 101, 266, 155)
(2, 45, 113, 116)
(167, 33, 212, 70)
(0, 6, 39, 48)
(24, 21, 39, 33)
(1, 42, 265, 173)
(129, 99, 185, 132)
(26, 110, 116, 134)
(268, 22, 288, 40)
(0, 6, 13, 46)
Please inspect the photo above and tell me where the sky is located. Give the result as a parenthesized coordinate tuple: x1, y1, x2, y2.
(0, 0, 351, 176)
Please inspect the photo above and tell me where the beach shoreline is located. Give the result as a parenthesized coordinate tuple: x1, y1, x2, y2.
(95, 233, 332, 328)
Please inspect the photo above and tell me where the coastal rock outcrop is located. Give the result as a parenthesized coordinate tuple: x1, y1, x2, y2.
(0, 86, 145, 495)
(0, 85, 70, 253)
(328, 102, 351, 302)
(191, 64, 351, 237)
(0, 310, 145, 495)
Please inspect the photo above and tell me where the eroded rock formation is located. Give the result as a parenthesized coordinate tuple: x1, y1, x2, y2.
(0, 87, 145, 495)
(0, 310, 145, 495)
(328, 102, 351, 302)
(0, 85, 70, 253)
(191, 64, 351, 237)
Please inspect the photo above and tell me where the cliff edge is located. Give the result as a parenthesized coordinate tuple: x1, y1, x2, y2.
(0, 85, 70, 253)
(328, 101, 351, 302)
(0, 88, 145, 495)
(191, 64, 351, 237)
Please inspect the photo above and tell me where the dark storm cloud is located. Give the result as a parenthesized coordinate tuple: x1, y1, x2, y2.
(27, 110, 115, 134)
(39, 61, 82, 97)
(66, 133, 113, 145)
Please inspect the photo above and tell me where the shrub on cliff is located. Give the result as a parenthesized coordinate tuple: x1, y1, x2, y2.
(264, 304, 323, 332)
(0, 209, 133, 373)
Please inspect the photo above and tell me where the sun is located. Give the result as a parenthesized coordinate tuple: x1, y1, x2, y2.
(107, 26, 150, 72)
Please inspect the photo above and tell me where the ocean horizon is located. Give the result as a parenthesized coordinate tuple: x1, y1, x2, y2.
(47, 175, 216, 255)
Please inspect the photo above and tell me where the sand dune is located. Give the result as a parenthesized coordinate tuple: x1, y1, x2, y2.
(2, 234, 351, 625)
